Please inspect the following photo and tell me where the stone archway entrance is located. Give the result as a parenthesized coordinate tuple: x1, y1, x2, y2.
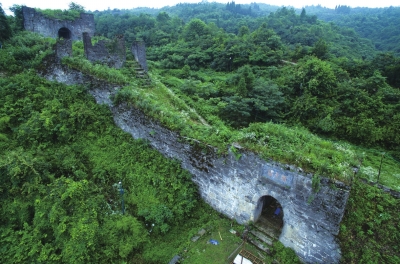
(58, 27, 71, 39)
(249, 195, 284, 252)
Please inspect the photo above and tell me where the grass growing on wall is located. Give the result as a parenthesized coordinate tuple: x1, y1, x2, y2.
(62, 56, 130, 85)
(55, 35, 400, 189)
(357, 148, 400, 191)
(36, 8, 81, 21)
(2, 13, 399, 264)
(0, 63, 299, 262)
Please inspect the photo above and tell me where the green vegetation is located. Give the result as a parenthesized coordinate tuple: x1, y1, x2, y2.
(306, 5, 400, 55)
(36, 2, 85, 21)
(0, 3, 12, 42)
(1, 2, 400, 263)
(62, 56, 130, 85)
(0, 31, 55, 73)
(339, 181, 400, 263)
(0, 45, 195, 262)
(36, 8, 81, 21)
(92, 6, 400, 188)
(4, 3, 390, 188)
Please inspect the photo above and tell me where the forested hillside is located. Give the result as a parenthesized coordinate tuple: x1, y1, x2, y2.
(94, 3, 400, 160)
(1, 2, 399, 263)
(305, 5, 400, 55)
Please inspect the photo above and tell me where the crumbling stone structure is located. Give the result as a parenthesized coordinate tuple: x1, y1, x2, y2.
(22, 6, 95, 40)
(23, 6, 148, 70)
(110, 105, 349, 264)
(83, 33, 126, 69)
(55, 39, 72, 62)
(45, 62, 350, 263)
(131, 40, 148, 71)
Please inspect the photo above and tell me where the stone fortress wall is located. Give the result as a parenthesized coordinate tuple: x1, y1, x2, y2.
(44, 59, 350, 262)
(108, 101, 349, 264)
(28, 7, 351, 262)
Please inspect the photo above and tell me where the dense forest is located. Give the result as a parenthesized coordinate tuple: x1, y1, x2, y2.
(94, 3, 400, 157)
(1, 2, 400, 263)
(305, 5, 400, 54)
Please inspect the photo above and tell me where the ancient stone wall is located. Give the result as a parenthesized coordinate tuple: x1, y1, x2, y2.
(44, 64, 350, 264)
(108, 106, 349, 264)
(83, 33, 126, 69)
(131, 41, 148, 71)
(22, 6, 95, 40)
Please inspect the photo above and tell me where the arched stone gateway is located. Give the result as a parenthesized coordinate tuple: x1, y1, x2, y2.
(254, 195, 284, 224)
(22, 6, 95, 40)
(58, 27, 71, 39)
(251, 195, 284, 247)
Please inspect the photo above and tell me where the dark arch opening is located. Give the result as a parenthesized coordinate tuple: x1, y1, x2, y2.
(58, 27, 71, 39)
(253, 195, 284, 241)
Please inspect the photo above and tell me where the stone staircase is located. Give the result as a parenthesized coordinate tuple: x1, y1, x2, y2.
(247, 214, 283, 254)
(124, 60, 151, 84)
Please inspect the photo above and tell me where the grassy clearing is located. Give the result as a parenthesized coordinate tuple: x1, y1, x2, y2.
(146, 201, 300, 264)
(181, 226, 243, 263)
(136, 201, 247, 263)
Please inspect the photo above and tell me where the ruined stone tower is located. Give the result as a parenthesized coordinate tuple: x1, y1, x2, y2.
(82, 33, 126, 69)
(131, 40, 148, 71)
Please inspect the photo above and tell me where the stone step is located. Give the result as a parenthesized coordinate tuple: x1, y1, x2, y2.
(250, 229, 273, 246)
(124, 61, 137, 66)
(254, 217, 281, 240)
(247, 235, 271, 254)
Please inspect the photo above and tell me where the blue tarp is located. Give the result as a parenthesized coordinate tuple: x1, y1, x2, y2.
(274, 207, 281, 216)
(209, 239, 219, 245)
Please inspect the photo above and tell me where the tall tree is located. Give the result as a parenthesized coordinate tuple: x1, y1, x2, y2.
(0, 3, 12, 42)
(68, 2, 85, 12)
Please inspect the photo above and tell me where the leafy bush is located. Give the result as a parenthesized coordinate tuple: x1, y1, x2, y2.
(339, 181, 400, 263)
(0, 31, 55, 73)
(36, 8, 81, 21)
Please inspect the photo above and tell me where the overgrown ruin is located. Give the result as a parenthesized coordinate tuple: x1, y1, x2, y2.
(23, 6, 148, 72)
(25, 8, 350, 263)
(82, 33, 126, 69)
(22, 6, 95, 40)
(131, 40, 148, 71)
(44, 60, 350, 263)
